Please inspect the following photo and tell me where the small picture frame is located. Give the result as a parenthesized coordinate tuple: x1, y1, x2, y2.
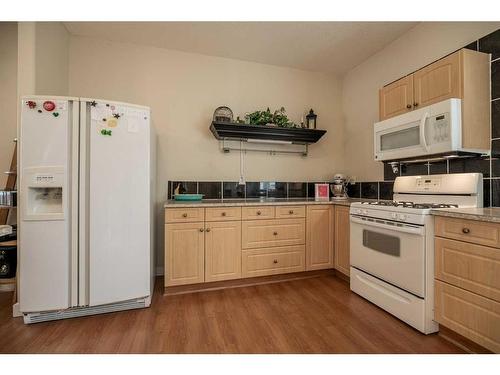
(315, 183, 330, 201)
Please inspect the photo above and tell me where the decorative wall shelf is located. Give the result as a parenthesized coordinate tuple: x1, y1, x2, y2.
(210, 121, 327, 145)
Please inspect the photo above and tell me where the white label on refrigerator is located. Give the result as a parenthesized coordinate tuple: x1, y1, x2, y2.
(56, 101, 67, 111)
(91, 106, 111, 121)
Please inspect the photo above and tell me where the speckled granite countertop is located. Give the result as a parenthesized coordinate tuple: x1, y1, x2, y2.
(164, 197, 374, 208)
(431, 207, 500, 224)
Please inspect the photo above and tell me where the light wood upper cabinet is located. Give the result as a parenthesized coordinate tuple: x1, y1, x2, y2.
(334, 206, 350, 276)
(306, 205, 334, 271)
(413, 51, 461, 108)
(205, 221, 242, 282)
(165, 223, 205, 287)
(379, 75, 413, 121)
(379, 49, 490, 136)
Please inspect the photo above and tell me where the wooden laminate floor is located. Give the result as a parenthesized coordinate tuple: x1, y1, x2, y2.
(0, 275, 463, 353)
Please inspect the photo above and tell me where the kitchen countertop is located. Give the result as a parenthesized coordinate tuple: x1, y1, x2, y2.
(164, 197, 374, 208)
(431, 207, 500, 224)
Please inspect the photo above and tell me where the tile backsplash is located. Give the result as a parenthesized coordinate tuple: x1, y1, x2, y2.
(168, 181, 334, 200)
(381, 28, 500, 208)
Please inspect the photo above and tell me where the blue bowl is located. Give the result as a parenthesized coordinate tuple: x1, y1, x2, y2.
(174, 194, 204, 201)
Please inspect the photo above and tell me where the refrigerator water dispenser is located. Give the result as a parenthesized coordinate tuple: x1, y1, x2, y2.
(27, 187, 63, 215)
(22, 166, 66, 220)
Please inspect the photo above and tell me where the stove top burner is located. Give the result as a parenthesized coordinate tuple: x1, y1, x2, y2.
(363, 201, 458, 209)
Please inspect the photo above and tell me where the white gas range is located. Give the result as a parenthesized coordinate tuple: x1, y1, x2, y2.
(349, 173, 483, 334)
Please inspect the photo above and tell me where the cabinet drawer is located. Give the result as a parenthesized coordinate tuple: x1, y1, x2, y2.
(435, 280, 500, 353)
(205, 207, 242, 222)
(242, 206, 275, 220)
(435, 237, 500, 302)
(242, 218, 305, 249)
(165, 208, 204, 223)
(275, 205, 305, 218)
(242, 245, 305, 278)
(435, 216, 500, 248)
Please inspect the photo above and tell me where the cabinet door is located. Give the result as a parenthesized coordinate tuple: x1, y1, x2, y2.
(165, 223, 205, 287)
(379, 75, 414, 120)
(413, 51, 461, 108)
(306, 205, 334, 270)
(334, 206, 350, 276)
(205, 221, 242, 282)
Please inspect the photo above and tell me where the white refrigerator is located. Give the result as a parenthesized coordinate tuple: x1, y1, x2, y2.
(19, 96, 155, 323)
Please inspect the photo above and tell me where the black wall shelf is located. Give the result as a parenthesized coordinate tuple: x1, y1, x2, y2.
(210, 121, 327, 145)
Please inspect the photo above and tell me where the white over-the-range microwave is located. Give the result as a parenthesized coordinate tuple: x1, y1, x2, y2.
(374, 98, 488, 161)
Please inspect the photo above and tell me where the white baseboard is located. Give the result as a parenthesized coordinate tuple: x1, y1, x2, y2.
(12, 302, 21, 318)
(155, 266, 164, 276)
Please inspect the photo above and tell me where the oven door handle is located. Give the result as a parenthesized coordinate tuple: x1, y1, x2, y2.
(350, 216, 425, 235)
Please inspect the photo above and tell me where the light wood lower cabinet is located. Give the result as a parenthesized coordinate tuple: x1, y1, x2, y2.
(164, 223, 205, 287)
(435, 216, 500, 353)
(205, 221, 242, 282)
(334, 205, 350, 276)
(165, 203, 346, 288)
(242, 245, 305, 278)
(435, 280, 500, 353)
(306, 205, 334, 271)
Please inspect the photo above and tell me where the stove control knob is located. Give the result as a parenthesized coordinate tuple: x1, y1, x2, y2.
(391, 213, 397, 219)
(399, 214, 407, 221)
(362, 209, 368, 215)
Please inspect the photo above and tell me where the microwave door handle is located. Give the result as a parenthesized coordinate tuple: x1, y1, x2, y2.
(419, 112, 430, 152)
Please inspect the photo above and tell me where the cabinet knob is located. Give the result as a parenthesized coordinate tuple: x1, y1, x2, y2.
(462, 228, 470, 234)
(206, 228, 211, 232)
(289, 210, 294, 214)
(257, 211, 261, 215)
(182, 213, 188, 218)
(273, 231, 278, 236)
(273, 259, 278, 264)
(413, 102, 419, 107)
(199, 228, 204, 232)
(406, 104, 412, 109)
(221, 212, 226, 216)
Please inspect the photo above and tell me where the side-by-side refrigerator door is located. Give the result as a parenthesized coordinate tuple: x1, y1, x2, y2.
(19, 98, 80, 313)
(79, 100, 151, 307)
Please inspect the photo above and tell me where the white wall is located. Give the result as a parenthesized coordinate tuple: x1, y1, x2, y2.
(0, 22, 18, 189)
(34, 22, 70, 95)
(68, 36, 345, 270)
(342, 22, 500, 182)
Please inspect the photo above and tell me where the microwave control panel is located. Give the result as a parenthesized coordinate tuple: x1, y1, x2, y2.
(427, 112, 451, 145)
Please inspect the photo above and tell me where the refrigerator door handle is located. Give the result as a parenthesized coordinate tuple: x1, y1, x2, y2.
(70, 100, 80, 307)
(78, 100, 90, 306)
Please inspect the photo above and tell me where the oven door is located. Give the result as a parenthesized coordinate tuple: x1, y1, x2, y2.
(374, 109, 429, 161)
(350, 215, 425, 297)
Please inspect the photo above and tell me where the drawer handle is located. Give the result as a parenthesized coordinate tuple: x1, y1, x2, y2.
(462, 228, 470, 234)
(206, 228, 211, 232)
(182, 213, 188, 218)
(273, 259, 278, 264)
(257, 211, 262, 215)
(221, 212, 226, 216)
(273, 231, 278, 236)
(199, 228, 204, 232)
(289, 210, 294, 214)
(406, 104, 412, 109)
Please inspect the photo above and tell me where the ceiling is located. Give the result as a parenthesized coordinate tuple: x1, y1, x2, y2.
(64, 22, 418, 75)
